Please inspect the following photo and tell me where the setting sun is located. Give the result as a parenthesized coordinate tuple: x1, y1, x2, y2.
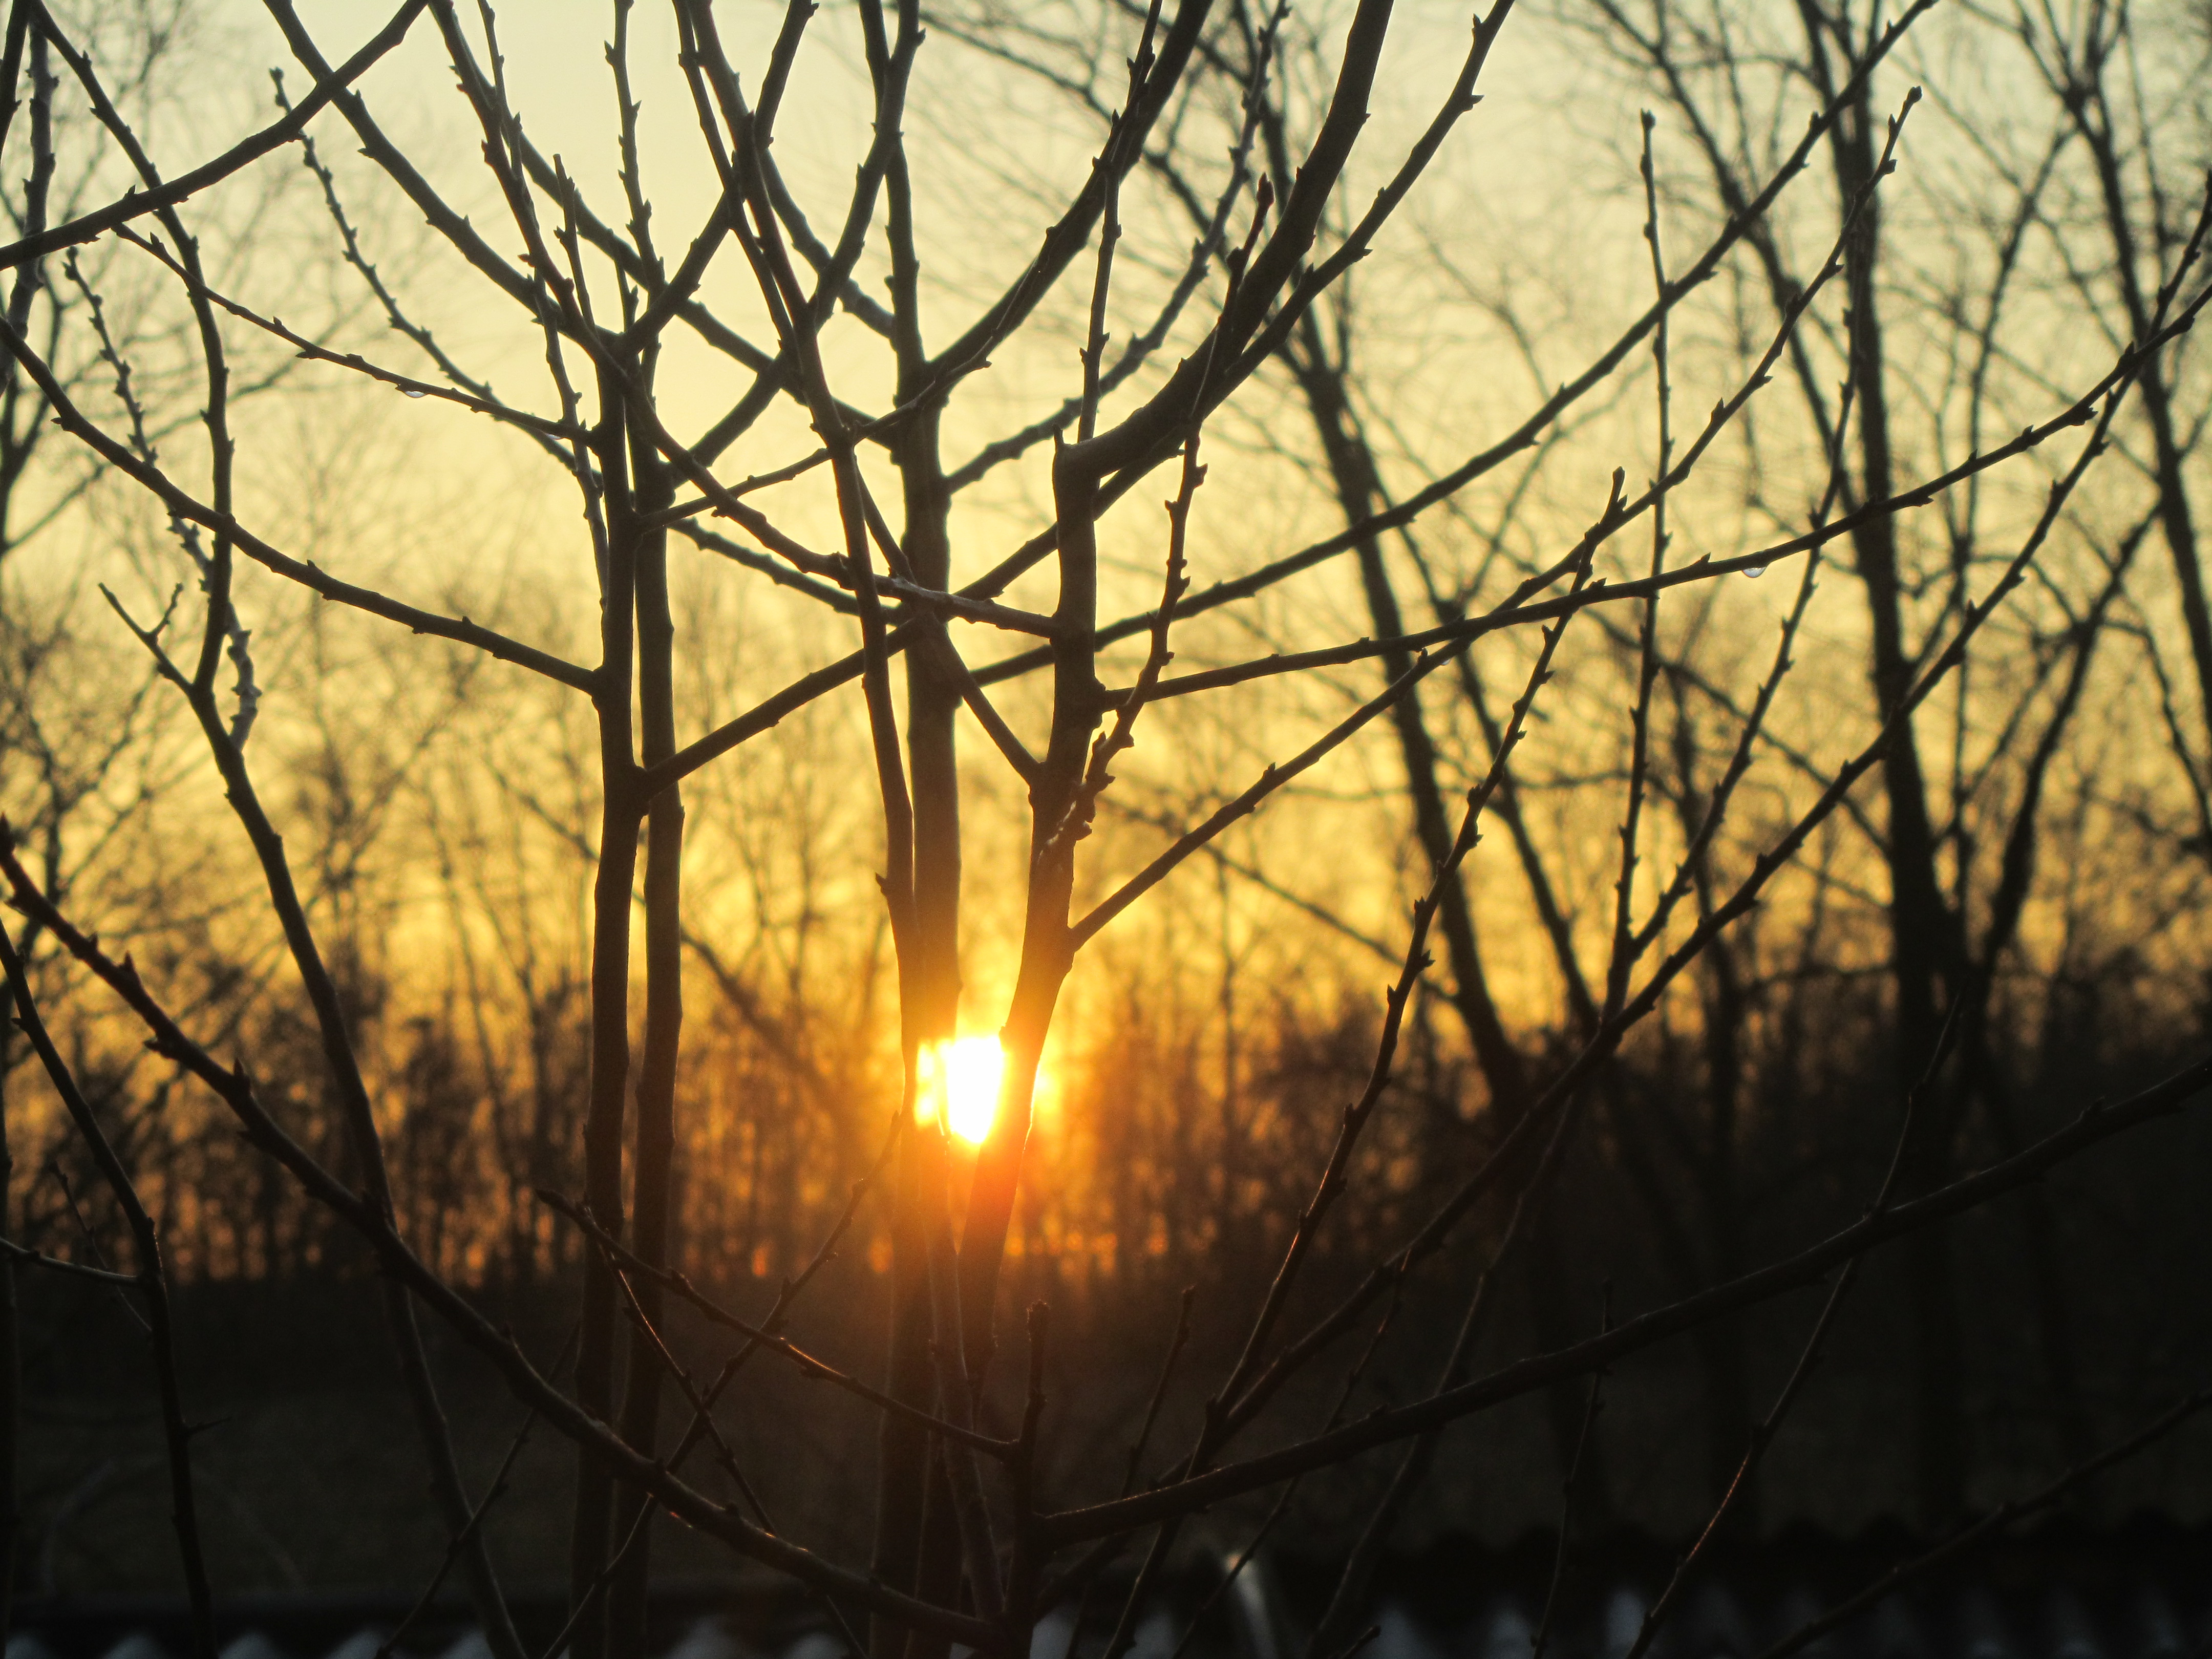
(918, 1036, 1005, 1145)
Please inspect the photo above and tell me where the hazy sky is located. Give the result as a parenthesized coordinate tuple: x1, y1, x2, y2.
(78, 0, 2182, 1045)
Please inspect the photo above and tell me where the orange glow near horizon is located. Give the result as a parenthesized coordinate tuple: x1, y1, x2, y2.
(918, 1035, 1005, 1145)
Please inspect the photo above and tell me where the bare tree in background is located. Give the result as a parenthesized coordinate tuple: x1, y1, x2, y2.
(1554, 0, 2212, 1524)
(0, 7, 2209, 1659)
(0, 3, 342, 1633)
(947, 0, 2212, 1540)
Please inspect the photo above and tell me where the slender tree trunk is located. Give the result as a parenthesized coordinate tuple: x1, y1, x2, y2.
(876, 48, 966, 1619)
(2069, 77, 2212, 756)
(1288, 325, 1604, 1505)
(608, 424, 681, 1659)
(1287, 334, 1525, 1106)
(1670, 722, 1757, 1511)
(571, 379, 642, 1659)
(960, 448, 1093, 1385)
(901, 413, 961, 1054)
(874, 1131, 945, 1659)
(877, 399, 965, 1659)
(1824, 77, 1968, 1526)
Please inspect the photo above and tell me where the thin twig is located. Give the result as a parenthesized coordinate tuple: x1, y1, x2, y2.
(0, 918, 214, 1659)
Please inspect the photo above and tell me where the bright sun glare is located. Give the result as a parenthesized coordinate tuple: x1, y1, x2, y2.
(918, 1035, 1004, 1145)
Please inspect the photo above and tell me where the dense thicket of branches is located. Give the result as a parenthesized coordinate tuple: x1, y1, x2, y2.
(1, 1, 2210, 1656)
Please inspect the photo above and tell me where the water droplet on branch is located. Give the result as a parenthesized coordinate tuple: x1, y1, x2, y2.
(402, 386, 428, 399)
(1744, 564, 1766, 579)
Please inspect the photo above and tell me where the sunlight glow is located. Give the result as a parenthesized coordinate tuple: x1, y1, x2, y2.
(918, 1035, 1005, 1145)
